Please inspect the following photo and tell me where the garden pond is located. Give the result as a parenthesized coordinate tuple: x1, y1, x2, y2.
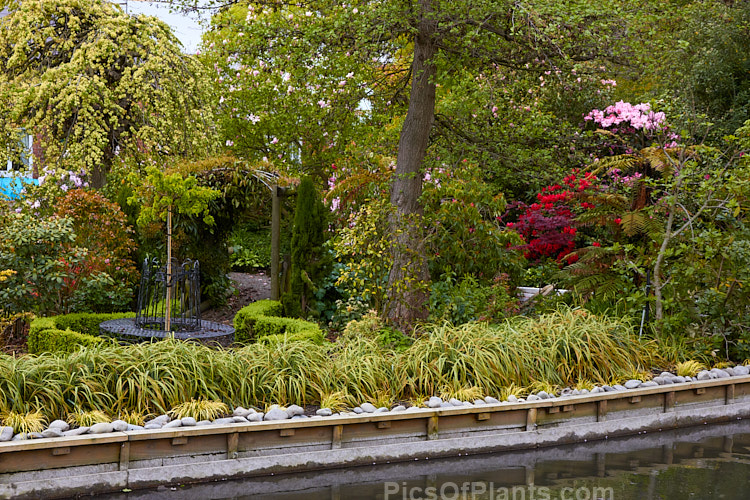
(93, 419, 750, 499)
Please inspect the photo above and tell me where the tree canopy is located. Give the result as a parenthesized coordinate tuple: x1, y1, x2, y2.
(0, 0, 218, 187)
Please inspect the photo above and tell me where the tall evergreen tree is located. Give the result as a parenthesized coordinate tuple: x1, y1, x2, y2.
(283, 176, 329, 318)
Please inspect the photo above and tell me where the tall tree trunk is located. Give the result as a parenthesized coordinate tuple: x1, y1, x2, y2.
(386, 0, 437, 333)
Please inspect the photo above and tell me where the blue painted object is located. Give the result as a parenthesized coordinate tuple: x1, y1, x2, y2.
(0, 176, 38, 200)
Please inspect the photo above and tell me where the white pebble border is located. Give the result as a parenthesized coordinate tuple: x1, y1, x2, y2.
(2, 365, 748, 442)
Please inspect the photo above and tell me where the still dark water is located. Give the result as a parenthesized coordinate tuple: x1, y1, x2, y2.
(100, 420, 750, 500)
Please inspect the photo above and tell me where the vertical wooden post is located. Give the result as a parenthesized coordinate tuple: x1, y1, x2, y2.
(271, 185, 281, 301)
(165, 206, 172, 333)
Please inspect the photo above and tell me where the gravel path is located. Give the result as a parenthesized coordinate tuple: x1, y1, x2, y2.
(201, 271, 272, 326)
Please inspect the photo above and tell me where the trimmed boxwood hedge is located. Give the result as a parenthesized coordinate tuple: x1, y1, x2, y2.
(28, 312, 134, 354)
(234, 300, 324, 344)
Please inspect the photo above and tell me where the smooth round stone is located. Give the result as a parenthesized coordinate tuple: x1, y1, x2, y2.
(734, 365, 750, 376)
(233, 407, 252, 417)
(360, 403, 377, 413)
(537, 391, 550, 399)
(580, 389, 590, 394)
(144, 422, 163, 430)
(181, 417, 197, 426)
(111, 420, 128, 432)
(527, 394, 540, 401)
(506, 395, 518, 403)
(286, 404, 305, 417)
(710, 368, 730, 379)
(12, 433, 30, 441)
(560, 388, 573, 397)
(484, 396, 500, 404)
(231, 416, 248, 423)
(291, 415, 309, 420)
(162, 420, 182, 429)
(375, 407, 389, 413)
(440, 402, 454, 408)
(624, 380, 642, 389)
(48, 420, 70, 432)
(427, 397, 443, 408)
(146, 415, 170, 426)
(196, 420, 212, 426)
(316, 408, 333, 417)
(660, 372, 675, 378)
(352, 407, 364, 414)
(127, 424, 144, 431)
(264, 408, 290, 421)
(590, 387, 603, 394)
(463, 401, 473, 406)
(723, 367, 736, 376)
(613, 384, 627, 391)
(405, 406, 423, 412)
(697, 370, 711, 381)
(661, 377, 675, 384)
(448, 398, 463, 406)
(41, 428, 63, 439)
(63, 427, 90, 436)
(641, 381, 659, 388)
(392, 405, 406, 412)
(473, 399, 487, 405)
(246, 413, 264, 422)
(0, 426, 14, 442)
(653, 377, 666, 385)
(212, 417, 235, 425)
(571, 389, 580, 396)
(673, 376, 687, 383)
(602, 385, 616, 392)
(90, 422, 114, 434)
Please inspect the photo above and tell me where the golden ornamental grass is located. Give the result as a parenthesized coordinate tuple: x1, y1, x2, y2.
(0, 308, 660, 420)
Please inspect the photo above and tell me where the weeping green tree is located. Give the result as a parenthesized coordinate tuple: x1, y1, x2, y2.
(282, 177, 330, 318)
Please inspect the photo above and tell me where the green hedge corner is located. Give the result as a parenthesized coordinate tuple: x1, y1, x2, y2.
(234, 299, 324, 344)
(28, 312, 135, 354)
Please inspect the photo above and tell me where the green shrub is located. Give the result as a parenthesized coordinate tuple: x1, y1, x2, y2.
(234, 299, 322, 343)
(28, 327, 107, 354)
(53, 312, 135, 336)
(28, 312, 134, 353)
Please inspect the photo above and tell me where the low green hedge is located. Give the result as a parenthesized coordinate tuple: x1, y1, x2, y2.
(234, 300, 324, 344)
(28, 327, 108, 354)
(53, 312, 135, 336)
(28, 312, 134, 354)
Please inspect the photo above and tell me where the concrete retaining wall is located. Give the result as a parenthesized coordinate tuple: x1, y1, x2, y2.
(2, 376, 749, 499)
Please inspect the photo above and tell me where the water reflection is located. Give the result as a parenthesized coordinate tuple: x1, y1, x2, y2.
(101, 420, 750, 499)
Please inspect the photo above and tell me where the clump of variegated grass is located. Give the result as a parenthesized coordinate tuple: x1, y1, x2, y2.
(0, 410, 46, 434)
(169, 399, 229, 421)
(676, 360, 705, 377)
(318, 390, 353, 412)
(117, 409, 147, 426)
(398, 307, 656, 397)
(0, 307, 660, 417)
(713, 361, 732, 369)
(438, 385, 484, 402)
(67, 410, 110, 427)
(498, 383, 525, 401)
(574, 379, 596, 391)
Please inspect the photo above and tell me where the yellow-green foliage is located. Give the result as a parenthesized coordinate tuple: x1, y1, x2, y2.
(28, 313, 133, 354)
(28, 327, 107, 354)
(0, 308, 659, 419)
(399, 308, 655, 397)
(439, 385, 484, 402)
(169, 399, 229, 421)
(233, 300, 324, 344)
(67, 410, 110, 427)
(0, 410, 46, 434)
(676, 360, 705, 377)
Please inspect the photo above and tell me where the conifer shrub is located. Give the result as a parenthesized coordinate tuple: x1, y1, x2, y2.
(282, 176, 330, 318)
